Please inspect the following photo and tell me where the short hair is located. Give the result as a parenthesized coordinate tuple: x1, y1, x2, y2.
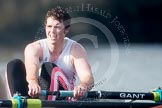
(44, 6, 71, 28)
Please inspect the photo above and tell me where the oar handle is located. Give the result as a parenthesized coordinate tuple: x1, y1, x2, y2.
(41, 90, 88, 98)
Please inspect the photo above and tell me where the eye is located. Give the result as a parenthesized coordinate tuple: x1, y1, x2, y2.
(47, 25, 52, 28)
(55, 26, 62, 30)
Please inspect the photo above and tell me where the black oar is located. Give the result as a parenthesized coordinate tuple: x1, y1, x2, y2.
(41, 89, 162, 102)
(0, 89, 162, 108)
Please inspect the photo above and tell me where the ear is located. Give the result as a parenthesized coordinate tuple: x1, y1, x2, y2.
(64, 27, 70, 34)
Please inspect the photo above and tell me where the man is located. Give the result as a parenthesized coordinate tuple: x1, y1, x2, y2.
(6, 6, 94, 100)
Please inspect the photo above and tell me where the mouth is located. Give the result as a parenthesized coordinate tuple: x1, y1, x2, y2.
(49, 35, 57, 40)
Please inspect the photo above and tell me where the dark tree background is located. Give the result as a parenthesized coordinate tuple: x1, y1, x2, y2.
(0, 0, 162, 48)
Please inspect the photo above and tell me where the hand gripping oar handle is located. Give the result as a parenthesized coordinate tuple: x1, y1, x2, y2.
(41, 90, 113, 98)
(41, 90, 88, 98)
(41, 89, 162, 102)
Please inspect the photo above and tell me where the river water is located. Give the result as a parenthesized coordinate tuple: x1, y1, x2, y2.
(0, 44, 162, 100)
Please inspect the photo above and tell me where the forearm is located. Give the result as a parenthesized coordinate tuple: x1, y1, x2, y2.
(26, 64, 39, 83)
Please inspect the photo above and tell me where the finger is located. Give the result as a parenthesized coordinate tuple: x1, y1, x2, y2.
(35, 86, 41, 97)
(31, 88, 37, 96)
(38, 85, 41, 94)
(34, 86, 41, 97)
(35, 87, 39, 94)
(28, 88, 33, 96)
(73, 87, 79, 99)
(79, 88, 87, 99)
(31, 87, 35, 94)
(79, 91, 84, 97)
(73, 89, 77, 99)
(74, 87, 83, 99)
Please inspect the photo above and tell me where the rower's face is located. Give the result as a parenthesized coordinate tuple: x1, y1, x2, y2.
(45, 17, 67, 44)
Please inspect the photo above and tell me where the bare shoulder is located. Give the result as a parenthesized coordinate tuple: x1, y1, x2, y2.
(71, 42, 87, 58)
(24, 40, 42, 57)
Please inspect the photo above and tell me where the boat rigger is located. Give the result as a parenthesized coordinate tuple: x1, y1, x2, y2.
(0, 88, 162, 108)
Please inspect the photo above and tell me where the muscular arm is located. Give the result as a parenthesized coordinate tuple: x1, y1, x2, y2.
(24, 42, 42, 97)
(24, 43, 40, 82)
(71, 43, 94, 91)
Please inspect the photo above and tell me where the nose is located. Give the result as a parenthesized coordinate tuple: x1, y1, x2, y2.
(51, 27, 56, 33)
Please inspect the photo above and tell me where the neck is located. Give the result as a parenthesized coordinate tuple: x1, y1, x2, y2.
(48, 39, 65, 55)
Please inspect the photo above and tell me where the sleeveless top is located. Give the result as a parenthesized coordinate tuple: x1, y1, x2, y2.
(39, 37, 76, 86)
